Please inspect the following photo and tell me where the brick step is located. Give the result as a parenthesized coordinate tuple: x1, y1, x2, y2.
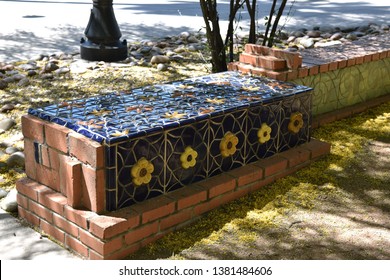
(245, 44, 303, 69)
(239, 52, 287, 71)
(228, 62, 298, 81)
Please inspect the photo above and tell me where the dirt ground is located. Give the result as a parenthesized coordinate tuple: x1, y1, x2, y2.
(179, 140, 390, 260)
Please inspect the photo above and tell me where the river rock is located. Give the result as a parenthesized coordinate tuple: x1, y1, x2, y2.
(367, 28, 380, 35)
(155, 41, 170, 49)
(17, 78, 30, 87)
(330, 32, 343, 40)
(179, 31, 191, 39)
(0, 104, 15, 113)
(174, 46, 187, 53)
(31, 54, 45, 61)
(130, 51, 143, 60)
(381, 24, 389, 30)
(165, 50, 176, 57)
(170, 55, 185, 62)
(43, 62, 59, 73)
(6, 151, 25, 167)
(41, 73, 54, 79)
(151, 55, 170, 64)
(322, 33, 333, 39)
(55, 67, 70, 75)
(187, 35, 199, 43)
(151, 46, 164, 55)
(27, 70, 38, 77)
(2, 77, 14, 84)
(300, 38, 315, 48)
(290, 30, 305, 37)
(12, 73, 25, 81)
(139, 46, 152, 54)
(157, 63, 168, 71)
(307, 30, 321, 38)
(5, 147, 19, 154)
(0, 118, 16, 131)
(314, 40, 343, 48)
(187, 45, 198, 52)
(0, 187, 8, 199)
(1, 64, 14, 71)
(17, 63, 37, 71)
(340, 26, 357, 33)
(287, 36, 296, 43)
(356, 25, 370, 32)
(0, 80, 7, 90)
(351, 31, 365, 37)
(1, 189, 18, 212)
(346, 33, 358, 40)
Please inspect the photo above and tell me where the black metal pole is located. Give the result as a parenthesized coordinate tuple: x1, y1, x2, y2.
(80, 0, 128, 62)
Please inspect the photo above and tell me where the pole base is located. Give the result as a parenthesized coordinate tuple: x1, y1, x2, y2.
(80, 38, 128, 62)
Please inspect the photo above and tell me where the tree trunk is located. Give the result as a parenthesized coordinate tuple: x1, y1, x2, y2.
(225, 0, 244, 62)
(267, 0, 288, 47)
(199, 0, 227, 72)
(263, 0, 277, 46)
(245, 0, 257, 43)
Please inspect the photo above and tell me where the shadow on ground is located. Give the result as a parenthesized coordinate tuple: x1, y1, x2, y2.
(0, 23, 199, 62)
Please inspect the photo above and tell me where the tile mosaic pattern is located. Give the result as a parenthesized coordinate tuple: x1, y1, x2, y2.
(28, 71, 312, 210)
(294, 58, 390, 115)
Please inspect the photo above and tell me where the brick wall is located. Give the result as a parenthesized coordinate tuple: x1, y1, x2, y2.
(17, 115, 330, 259)
(228, 44, 303, 81)
(21, 115, 105, 213)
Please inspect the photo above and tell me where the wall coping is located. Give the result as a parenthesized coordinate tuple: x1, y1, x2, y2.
(229, 32, 390, 81)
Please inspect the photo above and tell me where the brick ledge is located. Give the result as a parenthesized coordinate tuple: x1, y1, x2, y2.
(229, 44, 390, 81)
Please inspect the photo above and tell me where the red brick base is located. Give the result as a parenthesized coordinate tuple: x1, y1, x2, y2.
(17, 139, 330, 259)
(312, 94, 390, 129)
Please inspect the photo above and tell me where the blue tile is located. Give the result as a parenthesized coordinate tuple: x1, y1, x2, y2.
(278, 93, 312, 152)
(165, 120, 209, 191)
(208, 110, 247, 177)
(246, 103, 280, 163)
(115, 133, 166, 208)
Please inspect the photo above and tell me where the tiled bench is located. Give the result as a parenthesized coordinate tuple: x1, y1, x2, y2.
(17, 71, 330, 259)
(27, 71, 312, 211)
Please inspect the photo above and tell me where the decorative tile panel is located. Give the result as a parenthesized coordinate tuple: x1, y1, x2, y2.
(28, 71, 312, 211)
(293, 58, 390, 116)
(278, 93, 312, 153)
(165, 120, 209, 191)
(246, 102, 280, 162)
